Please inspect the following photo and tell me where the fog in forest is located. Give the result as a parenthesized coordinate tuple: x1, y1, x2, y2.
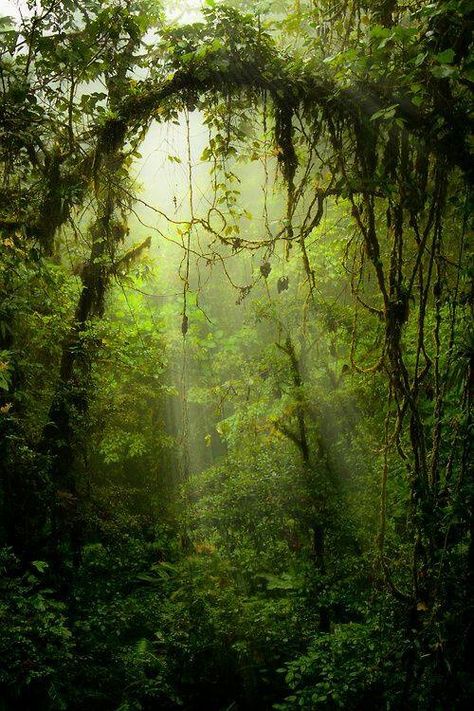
(0, 1, 472, 710)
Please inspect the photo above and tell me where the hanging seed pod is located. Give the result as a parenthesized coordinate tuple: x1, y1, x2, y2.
(277, 276, 289, 293)
(181, 314, 189, 336)
(260, 261, 271, 278)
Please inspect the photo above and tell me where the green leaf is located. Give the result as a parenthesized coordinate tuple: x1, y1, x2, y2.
(435, 49, 455, 64)
(414, 52, 427, 67)
(370, 104, 398, 122)
(32, 560, 49, 574)
(431, 64, 456, 79)
(136, 638, 148, 654)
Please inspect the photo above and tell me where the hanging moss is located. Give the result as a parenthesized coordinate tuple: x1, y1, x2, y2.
(273, 95, 298, 189)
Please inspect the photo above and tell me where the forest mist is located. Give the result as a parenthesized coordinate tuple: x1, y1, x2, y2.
(0, 1, 472, 710)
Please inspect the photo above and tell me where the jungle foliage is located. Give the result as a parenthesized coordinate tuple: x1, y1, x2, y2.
(0, 0, 473, 709)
